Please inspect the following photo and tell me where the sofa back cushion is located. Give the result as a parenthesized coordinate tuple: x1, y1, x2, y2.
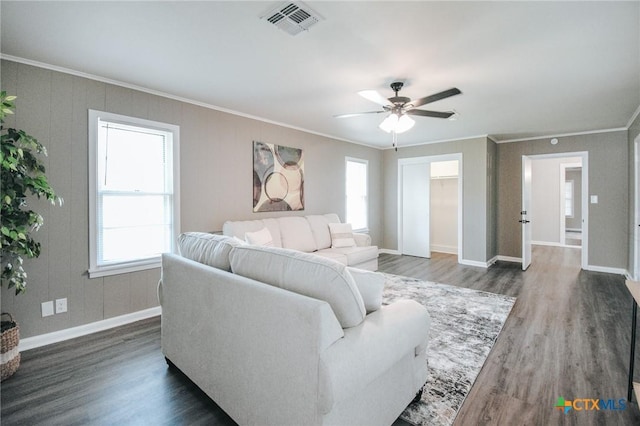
(277, 216, 316, 252)
(229, 245, 366, 328)
(178, 232, 243, 271)
(306, 215, 333, 250)
(222, 218, 282, 247)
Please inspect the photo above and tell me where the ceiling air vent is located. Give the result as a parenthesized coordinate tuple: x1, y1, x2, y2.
(261, 1, 323, 36)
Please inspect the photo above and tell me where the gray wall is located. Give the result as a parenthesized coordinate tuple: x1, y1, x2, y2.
(382, 137, 492, 264)
(496, 131, 629, 269)
(0, 60, 383, 338)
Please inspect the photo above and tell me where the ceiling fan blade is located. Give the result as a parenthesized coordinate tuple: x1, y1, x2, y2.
(334, 110, 387, 118)
(358, 90, 393, 107)
(408, 88, 461, 109)
(406, 109, 454, 119)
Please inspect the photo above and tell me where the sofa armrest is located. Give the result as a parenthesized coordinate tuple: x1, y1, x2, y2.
(353, 232, 371, 247)
(318, 299, 430, 412)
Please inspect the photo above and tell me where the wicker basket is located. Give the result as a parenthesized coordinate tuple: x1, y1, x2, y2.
(1, 312, 20, 381)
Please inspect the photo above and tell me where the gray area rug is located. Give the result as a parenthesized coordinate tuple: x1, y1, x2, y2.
(382, 274, 516, 426)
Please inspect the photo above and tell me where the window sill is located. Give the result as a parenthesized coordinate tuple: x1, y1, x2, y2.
(88, 258, 161, 278)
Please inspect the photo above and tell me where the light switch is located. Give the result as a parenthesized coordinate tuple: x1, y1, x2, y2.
(590, 195, 598, 204)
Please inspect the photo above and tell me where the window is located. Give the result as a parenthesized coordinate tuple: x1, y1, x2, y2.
(88, 110, 180, 278)
(345, 157, 368, 231)
(565, 180, 574, 217)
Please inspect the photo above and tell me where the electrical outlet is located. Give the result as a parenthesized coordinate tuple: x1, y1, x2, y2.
(55, 298, 67, 314)
(41, 301, 54, 317)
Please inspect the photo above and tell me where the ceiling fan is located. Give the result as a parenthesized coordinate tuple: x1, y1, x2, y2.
(336, 82, 461, 149)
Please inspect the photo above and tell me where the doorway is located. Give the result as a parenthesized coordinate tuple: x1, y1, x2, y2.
(560, 162, 583, 247)
(398, 153, 462, 260)
(521, 152, 589, 270)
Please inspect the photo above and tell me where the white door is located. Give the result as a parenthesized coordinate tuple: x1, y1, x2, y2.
(522, 156, 532, 270)
(401, 162, 431, 258)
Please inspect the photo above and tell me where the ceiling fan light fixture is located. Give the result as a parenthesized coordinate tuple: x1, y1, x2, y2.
(379, 113, 414, 134)
(379, 113, 399, 133)
(396, 114, 415, 133)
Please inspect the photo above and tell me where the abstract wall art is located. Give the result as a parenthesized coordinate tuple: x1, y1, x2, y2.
(253, 141, 304, 212)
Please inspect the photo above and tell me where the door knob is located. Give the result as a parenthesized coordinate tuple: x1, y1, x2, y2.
(519, 219, 531, 224)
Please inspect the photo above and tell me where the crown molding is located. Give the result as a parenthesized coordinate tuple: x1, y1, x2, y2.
(495, 127, 628, 144)
(1, 54, 382, 150)
(627, 104, 640, 129)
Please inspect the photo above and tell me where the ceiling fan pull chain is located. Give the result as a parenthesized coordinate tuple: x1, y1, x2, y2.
(393, 131, 398, 151)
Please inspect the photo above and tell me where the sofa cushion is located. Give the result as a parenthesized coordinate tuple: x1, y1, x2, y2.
(330, 245, 379, 266)
(229, 245, 366, 328)
(347, 267, 385, 313)
(329, 223, 356, 248)
(313, 250, 348, 265)
(177, 232, 243, 272)
(245, 227, 274, 246)
(277, 217, 317, 252)
(306, 215, 333, 250)
(223, 219, 283, 247)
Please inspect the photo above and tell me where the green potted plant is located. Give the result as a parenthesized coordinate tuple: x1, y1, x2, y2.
(0, 91, 62, 380)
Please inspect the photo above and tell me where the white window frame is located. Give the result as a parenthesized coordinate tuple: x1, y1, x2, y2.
(88, 110, 180, 278)
(345, 157, 369, 232)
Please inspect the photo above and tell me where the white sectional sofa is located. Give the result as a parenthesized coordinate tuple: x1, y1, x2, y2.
(160, 232, 431, 426)
(222, 213, 379, 271)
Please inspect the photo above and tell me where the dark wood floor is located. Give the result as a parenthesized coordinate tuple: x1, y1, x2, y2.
(2, 246, 639, 425)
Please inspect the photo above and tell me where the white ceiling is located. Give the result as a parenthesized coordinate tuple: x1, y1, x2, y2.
(2, 1, 639, 148)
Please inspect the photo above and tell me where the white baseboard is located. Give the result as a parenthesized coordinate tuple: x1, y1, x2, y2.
(378, 248, 401, 255)
(19, 306, 162, 352)
(431, 245, 458, 255)
(459, 259, 491, 268)
(532, 241, 581, 249)
(584, 265, 628, 275)
(495, 255, 522, 263)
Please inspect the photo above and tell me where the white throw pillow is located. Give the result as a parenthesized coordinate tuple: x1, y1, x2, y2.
(347, 267, 385, 314)
(329, 222, 356, 248)
(245, 227, 274, 246)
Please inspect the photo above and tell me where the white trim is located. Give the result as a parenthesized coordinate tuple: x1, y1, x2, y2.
(532, 241, 581, 249)
(496, 128, 628, 144)
(19, 307, 161, 352)
(1, 54, 374, 150)
(459, 258, 491, 268)
(383, 134, 489, 150)
(496, 255, 523, 263)
(627, 104, 640, 129)
(584, 265, 627, 275)
(379, 248, 401, 255)
(431, 245, 458, 255)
